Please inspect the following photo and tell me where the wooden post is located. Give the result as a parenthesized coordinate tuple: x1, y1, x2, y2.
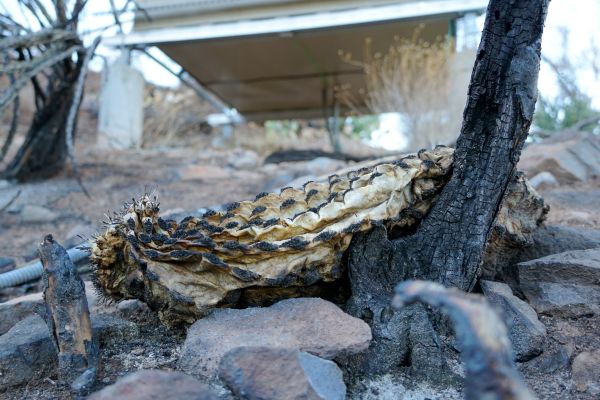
(39, 234, 98, 389)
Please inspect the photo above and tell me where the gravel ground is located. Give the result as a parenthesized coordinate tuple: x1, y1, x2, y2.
(0, 126, 598, 399)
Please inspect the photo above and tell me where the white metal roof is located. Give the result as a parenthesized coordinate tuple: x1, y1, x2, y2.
(107, 0, 487, 46)
(105, 0, 487, 121)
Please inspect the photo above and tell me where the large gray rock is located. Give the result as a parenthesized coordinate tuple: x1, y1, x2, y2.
(0, 315, 57, 389)
(518, 248, 600, 317)
(0, 293, 42, 336)
(571, 350, 600, 395)
(0, 313, 138, 388)
(480, 280, 546, 361)
(529, 171, 559, 189)
(517, 225, 600, 263)
(519, 135, 600, 184)
(88, 370, 217, 400)
(179, 298, 371, 378)
(0, 281, 98, 335)
(219, 347, 346, 400)
(20, 204, 59, 223)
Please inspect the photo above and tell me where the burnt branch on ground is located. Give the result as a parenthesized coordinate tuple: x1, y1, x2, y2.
(392, 280, 535, 400)
(39, 235, 98, 394)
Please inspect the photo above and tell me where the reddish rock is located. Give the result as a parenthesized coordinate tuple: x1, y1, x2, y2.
(179, 298, 372, 378)
(179, 165, 231, 182)
(219, 347, 346, 400)
(572, 350, 600, 395)
(519, 135, 600, 184)
(88, 370, 217, 400)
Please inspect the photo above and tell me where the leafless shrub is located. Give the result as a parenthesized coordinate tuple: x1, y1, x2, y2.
(338, 26, 466, 150)
(142, 85, 213, 147)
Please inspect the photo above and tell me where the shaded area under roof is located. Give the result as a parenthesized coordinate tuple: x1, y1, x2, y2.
(108, 0, 487, 120)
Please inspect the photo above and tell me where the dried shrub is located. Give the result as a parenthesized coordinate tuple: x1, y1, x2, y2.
(338, 26, 466, 150)
(142, 85, 213, 147)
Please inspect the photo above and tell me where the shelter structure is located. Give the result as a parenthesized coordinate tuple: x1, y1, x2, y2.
(105, 0, 486, 123)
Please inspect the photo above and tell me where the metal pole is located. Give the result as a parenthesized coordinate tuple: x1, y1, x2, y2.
(0, 244, 90, 289)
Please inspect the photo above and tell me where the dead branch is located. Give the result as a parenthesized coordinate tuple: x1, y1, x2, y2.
(392, 281, 536, 400)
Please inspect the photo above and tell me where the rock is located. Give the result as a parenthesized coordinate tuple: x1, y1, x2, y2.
(227, 149, 260, 170)
(571, 350, 600, 394)
(117, 299, 150, 316)
(519, 135, 600, 184)
(179, 298, 371, 378)
(517, 225, 600, 263)
(0, 313, 138, 388)
(523, 345, 572, 374)
(0, 292, 41, 336)
(179, 165, 231, 182)
(563, 211, 595, 227)
(528, 171, 559, 189)
(90, 314, 140, 344)
(88, 370, 217, 400)
(262, 171, 299, 191)
(262, 157, 348, 191)
(20, 204, 59, 223)
(480, 280, 546, 361)
(303, 157, 347, 176)
(518, 248, 600, 317)
(219, 347, 346, 400)
(0, 256, 15, 273)
(0, 315, 57, 388)
(0, 281, 98, 335)
(284, 174, 320, 190)
(71, 367, 97, 395)
(64, 223, 96, 248)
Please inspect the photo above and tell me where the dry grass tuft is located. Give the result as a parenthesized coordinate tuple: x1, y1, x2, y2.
(142, 86, 214, 147)
(338, 25, 466, 150)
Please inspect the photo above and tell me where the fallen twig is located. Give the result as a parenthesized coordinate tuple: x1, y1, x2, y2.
(392, 280, 536, 400)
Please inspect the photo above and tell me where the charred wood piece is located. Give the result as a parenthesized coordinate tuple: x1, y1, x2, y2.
(39, 235, 98, 391)
(392, 280, 536, 400)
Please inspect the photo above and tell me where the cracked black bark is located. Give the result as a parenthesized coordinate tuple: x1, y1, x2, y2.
(345, 0, 549, 376)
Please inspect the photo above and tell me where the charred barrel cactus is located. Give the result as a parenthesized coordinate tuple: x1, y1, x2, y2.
(91, 146, 546, 326)
(92, 147, 455, 325)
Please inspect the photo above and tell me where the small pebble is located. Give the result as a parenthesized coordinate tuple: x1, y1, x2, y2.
(131, 347, 145, 356)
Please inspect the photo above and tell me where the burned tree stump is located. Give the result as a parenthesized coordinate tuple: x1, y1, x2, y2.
(39, 235, 98, 389)
(345, 0, 550, 376)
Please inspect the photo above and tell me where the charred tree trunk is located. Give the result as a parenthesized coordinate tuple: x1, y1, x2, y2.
(345, 0, 549, 376)
(0, 1, 95, 182)
(3, 65, 81, 181)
